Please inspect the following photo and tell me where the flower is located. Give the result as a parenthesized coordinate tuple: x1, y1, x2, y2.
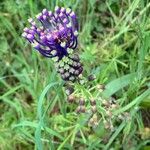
(22, 6, 83, 81)
(22, 6, 78, 60)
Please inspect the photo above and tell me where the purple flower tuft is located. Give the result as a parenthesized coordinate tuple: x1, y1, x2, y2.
(22, 6, 83, 82)
(22, 6, 79, 60)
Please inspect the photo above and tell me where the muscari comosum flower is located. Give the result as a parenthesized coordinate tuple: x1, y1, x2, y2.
(22, 6, 83, 81)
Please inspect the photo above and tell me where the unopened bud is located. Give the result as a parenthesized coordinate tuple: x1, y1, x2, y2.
(118, 114, 124, 120)
(79, 79, 85, 85)
(79, 98, 85, 105)
(80, 106, 86, 113)
(76, 106, 81, 113)
(97, 84, 105, 91)
(106, 110, 112, 117)
(91, 106, 97, 113)
(102, 100, 110, 107)
(65, 87, 74, 95)
(69, 76, 75, 81)
(103, 121, 110, 129)
(67, 94, 75, 103)
(88, 74, 96, 81)
(71, 54, 79, 61)
(90, 99, 96, 106)
(111, 104, 118, 109)
(89, 118, 94, 125)
(76, 106, 85, 113)
(92, 114, 98, 122)
(58, 68, 64, 74)
(110, 124, 114, 131)
(110, 97, 116, 104)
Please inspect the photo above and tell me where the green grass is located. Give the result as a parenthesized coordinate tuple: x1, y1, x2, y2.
(1, 0, 150, 149)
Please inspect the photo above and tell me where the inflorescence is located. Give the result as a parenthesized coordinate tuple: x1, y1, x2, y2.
(22, 6, 83, 81)
(22, 6, 130, 130)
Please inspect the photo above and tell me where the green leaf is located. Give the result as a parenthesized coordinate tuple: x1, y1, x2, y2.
(103, 73, 136, 97)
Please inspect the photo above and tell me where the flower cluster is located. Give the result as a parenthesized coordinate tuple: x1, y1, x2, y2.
(66, 81, 130, 129)
(22, 6, 83, 81)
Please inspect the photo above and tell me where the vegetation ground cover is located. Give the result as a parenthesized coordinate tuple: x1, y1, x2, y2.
(0, 0, 150, 149)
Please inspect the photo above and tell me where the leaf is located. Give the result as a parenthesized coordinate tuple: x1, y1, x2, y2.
(114, 88, 150, 115)
(104, 121, 126, 150)
(0, 84, 23, 99)
(35, 82, 61, 150)
(103, 73, 136, 97)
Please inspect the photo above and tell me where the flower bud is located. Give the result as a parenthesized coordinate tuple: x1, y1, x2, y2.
(89, 118, 94, 126)
(70, 54, 79, 61)
(92, 114, 98, 122)
(67, 94, 75, 103)
(87, 74, 96, 81)
(109, 97, 116, 104)
(76, 106, 81, 113)
(118, 114, 124, 120)
(91, 106, 97, 113)
(97, 84, 105, 91)
(102, 100, 110, 107)
(103, 120, 110, 129)
(110, 124, 114, 131)
(65, 86, 74, 95)
(105, 110, 112, 117)
(79, 98, 85, 105)
(80, 106, 86, 113)
(90, 99, 96, 106)
(111, 104, 118, 109)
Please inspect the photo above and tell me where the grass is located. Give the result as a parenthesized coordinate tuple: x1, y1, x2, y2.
(0, 0, 150, 149)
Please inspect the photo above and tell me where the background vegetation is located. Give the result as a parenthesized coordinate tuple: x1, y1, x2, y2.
(0, 0, 150, 149)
